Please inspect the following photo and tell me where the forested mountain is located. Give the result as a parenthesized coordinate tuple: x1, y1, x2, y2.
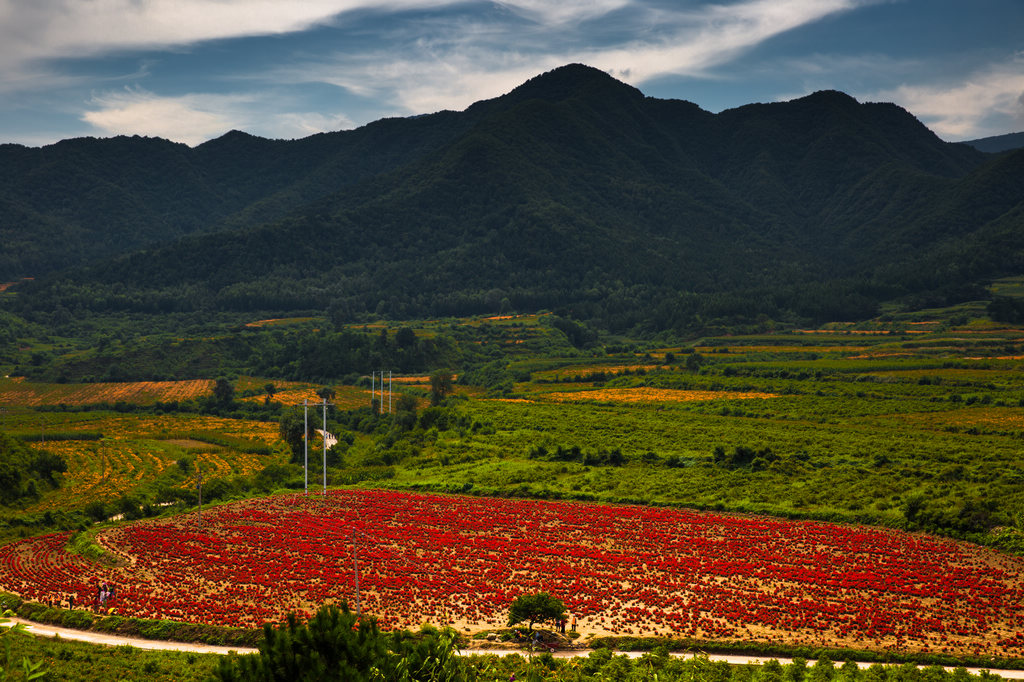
(964, 131, 1024, 154)
(4, 64, 1023, 333)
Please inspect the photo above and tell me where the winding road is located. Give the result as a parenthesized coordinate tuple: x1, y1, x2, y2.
(3, 617, 1023, 678)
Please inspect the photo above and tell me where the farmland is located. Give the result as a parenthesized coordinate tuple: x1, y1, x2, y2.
(1, 308, 1024, 668)
(2, 489, 1022, 658)
(0, 377, 214, 407)
(0, 413, 284, 517)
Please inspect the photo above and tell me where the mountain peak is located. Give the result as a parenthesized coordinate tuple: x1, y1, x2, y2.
(799, 89, 860, 105)
(482, 63, 644, 110)
(197, 129, 262, 148)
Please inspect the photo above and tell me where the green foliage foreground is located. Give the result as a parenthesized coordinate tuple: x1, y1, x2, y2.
(0, 607, 1014, 682)
(214, 603, 467, 682)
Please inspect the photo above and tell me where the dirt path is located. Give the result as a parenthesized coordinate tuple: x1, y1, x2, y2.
(3, 617, 1024, 678)
(0, 617, 256, 656)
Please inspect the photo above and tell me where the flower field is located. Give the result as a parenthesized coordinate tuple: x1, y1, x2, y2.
(542, 387, 777, 404)
(1, 490, 1021, 656)
(0, 378, 213, 406)
(8, 413, 280, 442)
(894, 407, 1024, 432)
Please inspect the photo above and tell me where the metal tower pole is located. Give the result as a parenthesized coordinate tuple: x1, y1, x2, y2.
(322, 398, 327, 495)
(197, 464, 203, 529)
(352, 533, 362, 616)
(303, 399, 308, 495)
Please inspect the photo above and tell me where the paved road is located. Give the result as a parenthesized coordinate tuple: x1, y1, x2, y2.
(3, 617, 1022, 678)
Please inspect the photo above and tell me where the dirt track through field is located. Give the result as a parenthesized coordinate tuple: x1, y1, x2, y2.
(3, 617, 1024, 679)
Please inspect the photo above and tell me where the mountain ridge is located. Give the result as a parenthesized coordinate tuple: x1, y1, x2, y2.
(3, 64, 1022, 333)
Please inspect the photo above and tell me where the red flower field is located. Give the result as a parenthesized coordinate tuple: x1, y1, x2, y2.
(1, 489, 1022, 656)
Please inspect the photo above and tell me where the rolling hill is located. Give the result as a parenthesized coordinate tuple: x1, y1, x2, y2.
(3, 64, 1023, 333)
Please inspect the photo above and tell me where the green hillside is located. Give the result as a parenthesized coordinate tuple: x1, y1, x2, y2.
(4, 64, 1024, 334)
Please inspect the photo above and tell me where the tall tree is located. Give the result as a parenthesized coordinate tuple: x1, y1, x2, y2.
(213, 377, 235, 405)
(429, 369, 454, 406)
(508, 591, 566, 631)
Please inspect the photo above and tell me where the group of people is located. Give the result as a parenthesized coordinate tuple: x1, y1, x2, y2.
(96, 582, 116, 612)
(55, 582, 117, 612)
(53, 583, 115, 613)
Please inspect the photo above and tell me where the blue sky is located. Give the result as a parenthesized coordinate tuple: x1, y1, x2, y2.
(1, 0, 1022, 147)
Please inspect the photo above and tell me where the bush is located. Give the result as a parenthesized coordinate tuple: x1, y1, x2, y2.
(61, 609, 95, 629)
(0, 592, 23, 613)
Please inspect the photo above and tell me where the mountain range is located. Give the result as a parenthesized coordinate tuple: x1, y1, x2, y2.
(964, 131, 1024, 154)
(3, 64, 1023, 333)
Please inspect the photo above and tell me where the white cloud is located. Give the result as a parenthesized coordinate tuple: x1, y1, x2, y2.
(495, 0, 634, 25)
(269, 112, 357, 139)
(293, 0, 868, 118)
(81, 88, 247, 145)
(870, 56, 1024, 140)
(574, 0, 867, 81)
(6, 0, 931, 143)
(0, 0, 459, 82)
(81, 86, 356, 144)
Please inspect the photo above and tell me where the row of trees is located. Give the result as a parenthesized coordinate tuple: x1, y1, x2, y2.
(0, 433, 67, 507)
(22, 325, 458, 384)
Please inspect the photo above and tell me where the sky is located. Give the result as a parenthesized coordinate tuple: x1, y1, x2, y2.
(1, 0, 1022, 147)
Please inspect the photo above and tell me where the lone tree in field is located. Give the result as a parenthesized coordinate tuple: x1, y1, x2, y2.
(507, 592, 566, 631)
(213, 377, 235, 406)
(429, 369, 454, 406)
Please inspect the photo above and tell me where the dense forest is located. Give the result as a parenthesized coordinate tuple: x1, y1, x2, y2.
(3, 64, 1024, 334)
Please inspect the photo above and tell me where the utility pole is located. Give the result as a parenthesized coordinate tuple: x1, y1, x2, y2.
(371, 371, 376, 413)
(303, 399, 309, 496)
(389, 370, 392, 413)
(322, 397, 327, 495)
(196, 464, 203, 529)
(351, 532, 361, 616)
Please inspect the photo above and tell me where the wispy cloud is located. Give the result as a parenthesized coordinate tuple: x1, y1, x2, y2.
(8, 0, 1016, 145)
(81, 86, 354, 145)
(1, 0, 630, 70)
(495, 0, 634, 25)
(285, 0, 870, 118)
(81, 88, 250, 145)
(870, 55, 1024, 140)
(0, 0, 460, 90)
(576, 0, 868, 81)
